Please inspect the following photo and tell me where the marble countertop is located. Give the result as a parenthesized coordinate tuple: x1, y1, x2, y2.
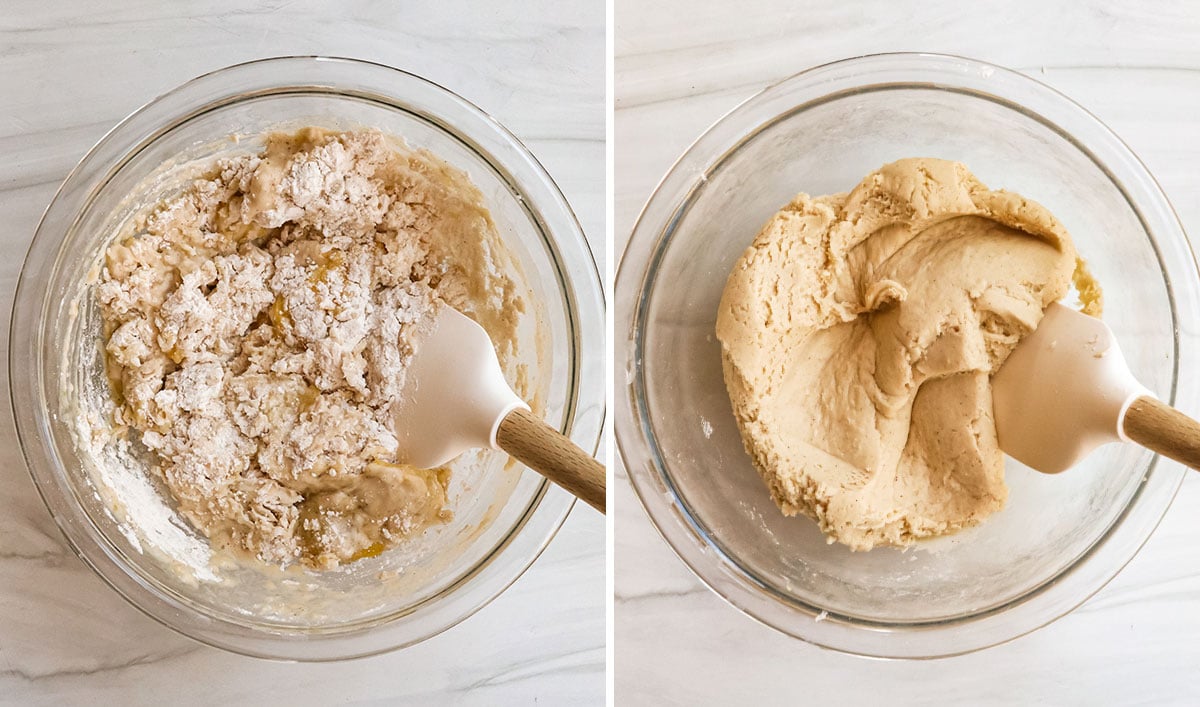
(616, 0, 1200, 704)
(0, 2, 603, 704)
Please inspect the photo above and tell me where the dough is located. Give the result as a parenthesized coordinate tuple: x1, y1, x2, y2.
(97, 128, 524, 569)
(716, 158, 1099, 550)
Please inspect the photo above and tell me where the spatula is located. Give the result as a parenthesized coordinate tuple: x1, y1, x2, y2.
(992, 302, 1200, 474)
(390, 305, 606, 513)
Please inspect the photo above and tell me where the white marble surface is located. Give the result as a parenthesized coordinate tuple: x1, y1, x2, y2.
(616, 1, 1200, 704)
(0, 2, 603, 705)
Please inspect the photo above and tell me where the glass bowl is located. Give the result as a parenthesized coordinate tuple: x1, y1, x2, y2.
(11, 56, 603, 661)
(615, 53, 1200, 658)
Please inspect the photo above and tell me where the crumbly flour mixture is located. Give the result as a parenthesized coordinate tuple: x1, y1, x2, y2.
(97, 128, 522, 569)
(717, 158, 1101, 550)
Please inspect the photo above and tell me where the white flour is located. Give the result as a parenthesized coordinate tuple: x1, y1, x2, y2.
(95, 128, 523, 569)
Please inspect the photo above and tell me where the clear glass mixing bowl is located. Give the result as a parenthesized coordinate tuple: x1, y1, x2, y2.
(616, 53, 1200, 658)
(11, 57, 603, 661)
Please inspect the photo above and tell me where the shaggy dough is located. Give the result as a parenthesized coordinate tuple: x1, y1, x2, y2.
(97, 128, 524, 569)
(717, 158, 1099, 550)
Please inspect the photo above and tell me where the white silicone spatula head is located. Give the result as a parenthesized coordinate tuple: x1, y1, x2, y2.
(390, 305, 607, 513)
(391, 305, 527, 469)
(992, 302, 1150, 473)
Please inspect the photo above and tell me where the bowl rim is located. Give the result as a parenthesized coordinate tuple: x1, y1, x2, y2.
(615, 51, 1199, 659)
(10, 55, 605, 661)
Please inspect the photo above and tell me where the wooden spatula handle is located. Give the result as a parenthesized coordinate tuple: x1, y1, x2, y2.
(1123, 395, 1200, 470)
(496, 407, 606, 513)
